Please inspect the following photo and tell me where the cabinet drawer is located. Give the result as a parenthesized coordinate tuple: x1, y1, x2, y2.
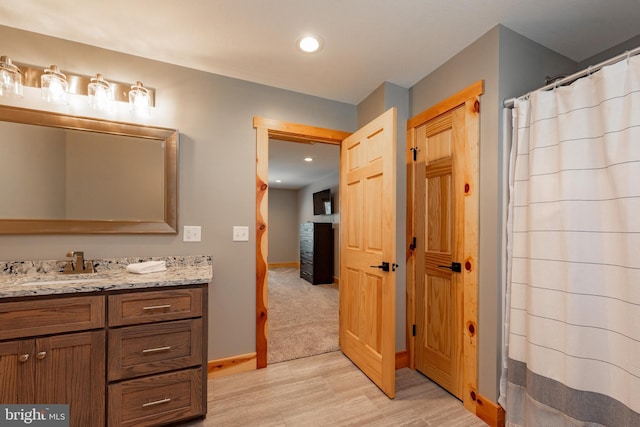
(300, 260, 312, 274)
(108, 288, 202, 326)
(0, 296, 105, 340)
(108, 367, 204, 427)
(108, 318, 202, 381)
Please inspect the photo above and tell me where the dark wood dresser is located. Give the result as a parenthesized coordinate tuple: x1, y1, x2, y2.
(299, 222, 334, 285)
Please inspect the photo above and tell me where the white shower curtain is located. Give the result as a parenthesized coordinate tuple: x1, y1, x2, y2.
(504, 54, 640, 426)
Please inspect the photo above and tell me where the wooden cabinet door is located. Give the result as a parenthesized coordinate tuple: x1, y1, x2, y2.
(35, 331, 105, 427)
(0, 339, 35, 403)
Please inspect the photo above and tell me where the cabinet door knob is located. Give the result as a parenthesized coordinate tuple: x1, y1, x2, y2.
(18, 353, 29, 362)
(36, 351, 47, 360)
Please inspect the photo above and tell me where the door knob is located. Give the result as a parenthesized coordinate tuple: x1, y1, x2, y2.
(36, 351, 47, 360)
(18, 354, 29, 362)
(437, 262, 462, 273)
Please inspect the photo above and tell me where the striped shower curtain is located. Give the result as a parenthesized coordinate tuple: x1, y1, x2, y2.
(504, 54, 640, 426)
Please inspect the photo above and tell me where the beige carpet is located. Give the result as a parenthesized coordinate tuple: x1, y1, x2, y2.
(267, 267, 339, 364)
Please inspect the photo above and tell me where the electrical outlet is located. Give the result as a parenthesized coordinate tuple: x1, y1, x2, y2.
(183, 225, 201, 242)
(233, 226, 249, 242)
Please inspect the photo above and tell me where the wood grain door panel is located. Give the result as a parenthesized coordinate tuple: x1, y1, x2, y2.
(416, 107, 465, 398)
(35, 331, 105, 427)
(0, 340, 35, 403)
(340, 108, 396, 398)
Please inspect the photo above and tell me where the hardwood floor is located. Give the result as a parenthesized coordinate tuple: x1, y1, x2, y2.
(183, 351, 487, 426)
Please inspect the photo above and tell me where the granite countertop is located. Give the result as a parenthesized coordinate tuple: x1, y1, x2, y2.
(0, 255, 212, 299)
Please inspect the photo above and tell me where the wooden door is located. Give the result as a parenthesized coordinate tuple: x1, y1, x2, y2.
(339, 108, 397, 398)
(36, 331, 105, 427)
(0, 339, 35, 403)
(415, 106, 465, 398)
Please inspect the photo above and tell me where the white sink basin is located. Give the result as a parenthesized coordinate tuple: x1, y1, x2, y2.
(19, 278, 105, 286)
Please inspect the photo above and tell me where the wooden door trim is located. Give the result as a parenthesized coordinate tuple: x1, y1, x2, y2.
(254, 117, 350, 369)
(406, 80, 483, 412)
(407, 80, 483, 130)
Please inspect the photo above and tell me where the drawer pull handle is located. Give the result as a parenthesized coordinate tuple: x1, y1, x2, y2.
(142, 346, 171, 354)
(142, 304, 171, 310)
(36, 351, 47, 360)
(18, 354, 29, 362)
(142, 397, 171, 407)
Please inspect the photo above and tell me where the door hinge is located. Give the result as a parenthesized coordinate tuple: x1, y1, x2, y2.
(410, 147, 418, 161)
(409, 236, 416, 250)
(412, 324, 416, 337)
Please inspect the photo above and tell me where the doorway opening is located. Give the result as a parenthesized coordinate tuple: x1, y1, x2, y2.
(254, 117, 350, 368)
(267, 138, 340, 364)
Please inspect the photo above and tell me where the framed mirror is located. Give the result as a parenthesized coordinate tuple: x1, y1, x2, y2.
(0, 105, 178, 234)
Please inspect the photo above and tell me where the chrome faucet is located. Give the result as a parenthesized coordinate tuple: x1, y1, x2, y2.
(63, 251, 94, 274)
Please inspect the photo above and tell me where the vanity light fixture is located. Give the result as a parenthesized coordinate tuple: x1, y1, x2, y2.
(87, 73, 113, 111)
(304, 157, 313, 162)
(41, 65, 69, 104)
(0, 56, 23, 97)
(128, 81, 151, 116)
(3, 57, 156, 115)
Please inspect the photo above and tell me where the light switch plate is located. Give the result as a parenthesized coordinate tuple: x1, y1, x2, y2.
(183, 225, 201, 242)
(233, 226, 249, 242)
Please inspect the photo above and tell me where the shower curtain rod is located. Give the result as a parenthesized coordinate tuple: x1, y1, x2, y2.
(503, 45, 640, 108)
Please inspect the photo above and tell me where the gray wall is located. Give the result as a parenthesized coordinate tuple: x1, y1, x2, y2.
(357, 83, 386, 128)
(267, 189, 299, 264)
(410, 24, 577, 401)
(578, 33, 640, 69)
(0, 25, 357, 361)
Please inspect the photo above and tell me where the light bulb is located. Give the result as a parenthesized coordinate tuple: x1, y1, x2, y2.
(0, 56, 23, 98)
(41, 65, 68, 104)
(88, 74, 112, 111)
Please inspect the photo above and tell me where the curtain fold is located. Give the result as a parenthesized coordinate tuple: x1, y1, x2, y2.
(503, 54, 640, 426)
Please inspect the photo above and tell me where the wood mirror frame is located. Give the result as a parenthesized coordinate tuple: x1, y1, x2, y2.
(0, 105, 178, 234)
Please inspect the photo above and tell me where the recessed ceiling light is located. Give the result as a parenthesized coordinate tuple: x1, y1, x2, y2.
(297, 35, 322, 53)
(304, 157, 313, 162)
(275, 179, 282, 183)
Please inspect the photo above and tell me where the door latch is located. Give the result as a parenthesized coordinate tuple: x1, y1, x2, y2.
(371, 262, 390, 272)
(370, 262, 399, 272)
(437, 262, 462, 273)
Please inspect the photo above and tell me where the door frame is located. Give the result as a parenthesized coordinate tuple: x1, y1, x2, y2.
(406, 80, 482, 412)
(254, 116, 351, 368)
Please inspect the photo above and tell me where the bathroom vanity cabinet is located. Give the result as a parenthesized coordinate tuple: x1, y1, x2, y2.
(0, 296, 106, 426)
(0, 284, 208, 427)
(107, 287, 206, 427)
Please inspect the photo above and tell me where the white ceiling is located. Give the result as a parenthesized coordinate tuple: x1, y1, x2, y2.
(269, 139, 340, 190)
(1, 0, 639, 189)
